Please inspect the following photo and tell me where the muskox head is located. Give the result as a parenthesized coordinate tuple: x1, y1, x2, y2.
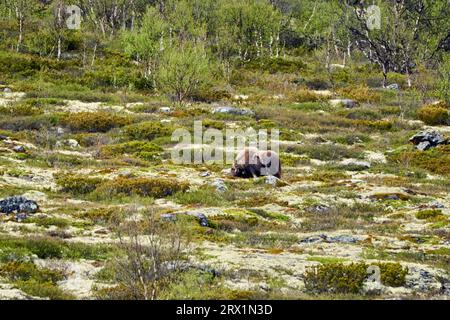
(231, 148, 281, 178)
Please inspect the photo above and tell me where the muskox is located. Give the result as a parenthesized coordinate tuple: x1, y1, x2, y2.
(231, 147, 281, 178)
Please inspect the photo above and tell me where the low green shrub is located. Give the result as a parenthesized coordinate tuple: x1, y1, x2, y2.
(122, 121, 173, 141)
(55, 173, 104, 195)
(61, 112, 132, 132)
(303, 262, 408, 294)
(417, 104, 449, 125)
(415, 209, 444, 220)
(94, 177, 189, 199)
(100, 141, 163, 161)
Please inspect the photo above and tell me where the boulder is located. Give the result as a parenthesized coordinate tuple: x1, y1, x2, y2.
(212, 106, 254, 116)
(305, 204, 332, 214)
(186, 212, 209, 227)
(264, 175, 279, 186)
(409, 130, 447, 151)
(386, 83, 400, 90)
(3, 87, 12, 93)
(199, 171, 211, 177)
(210, 178, 227, 192)
(159, 107, 171, 113)
(340, 159, 371, 170)
(0, 196, 39, 215)
(329, 99, 358, 108)
(12, 145, 26, 153)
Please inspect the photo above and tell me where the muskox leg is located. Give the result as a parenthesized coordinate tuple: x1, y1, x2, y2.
(248, 166, 259, 179)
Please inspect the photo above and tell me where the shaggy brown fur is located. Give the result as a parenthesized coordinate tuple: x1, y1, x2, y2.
(231, 147, 281, 178)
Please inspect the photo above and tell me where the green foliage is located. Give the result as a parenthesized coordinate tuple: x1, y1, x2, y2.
(55, 173, 104, 195)
(417, 104, 449, 125)
(156, 43, 213, 103)
(303, 262, 407, 294)
(415, 209, 444, 221)
(100, 141, 163, 161)
(390, 145, 450, 176)
(244, 57, 306, 74)
(172, 188, 228, 207)
(94, 177, 189, 199)
(0, 237, 112, 260)
(337, 85, 380, 103)
(377, 263, 408, 287)
(0, 261, 73, 300)
(287, 143, 362, 161)
(122, 121, 173, 141)
(61, 112, 132, 132)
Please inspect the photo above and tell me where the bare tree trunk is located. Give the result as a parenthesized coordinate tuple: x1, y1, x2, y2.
(16, 16, 23, 52)
(91, 42, 97, 66)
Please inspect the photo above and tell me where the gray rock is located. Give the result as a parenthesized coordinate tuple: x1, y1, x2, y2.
(265, 175, 279, 186)
(306, 204, 331, 214)
(212, 106, 254, 116)
(329, 99, 358, 108)
(0, 134, 8, 140)
(186, 212, 209, 227)
(161, 213, 177, 222)
(12, 145, 26, 153)
(299, 235, 325, 244)
(299, 234, 359, 244)
(210, 178, 228, 192)
(326, 235, 359, 243)
(159, 107, 171, 113)
(386, 83, 400, 90)
(409, 130, 447, 151)
(429, 201, 445, 209)
(0, 196, 39, 218)
(56, 139, 80, 149)
(3, 87, 12, 93)
(199, 171, 211, 177)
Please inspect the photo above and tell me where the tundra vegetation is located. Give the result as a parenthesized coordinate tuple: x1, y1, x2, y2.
(0, 0, 449, 300)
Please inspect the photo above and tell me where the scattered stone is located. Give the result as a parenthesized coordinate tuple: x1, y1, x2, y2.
(159, 107, 171, 113)
(161, 213, 177, 222)
(12, 145, 26, 153)
(369, 192, 410, 201)
(329, 99, 358, 108)
(212, 106, 254, 116)
(199, 171, 211, 177)
(0, 134, 8, 140)
(299, 234, 360, 244)
(233, 94, 249, 101)
(56, 139, 80, 149)
(210, 178, 228, 192)
(340, 159, 371, 170)
(3, 87, 12, 93)
(362, 281, 387, 295)
(0, 196, 39, 217)
(386, 83, 400, 90)
(406, 269, 439, 292)
(409, 130, 447, 151)
(429, 201, 445, 209)
(186, 212, 209, 227)
(299, 235, 325, 244)
(326, 235, 359, 244)
(56, 127, 65, 135)
(305, 204, 331, 214)
(264, 175, 279, 186)
(161, 212, 209, 227)
(15, 213, 28, 222)
(440, 282, 450, 296)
